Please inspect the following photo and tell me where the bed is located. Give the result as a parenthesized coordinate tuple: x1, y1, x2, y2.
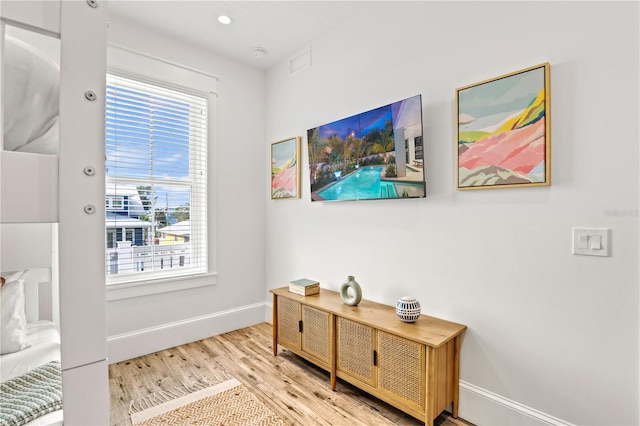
(1, 2, 110, 424)
(1, 28, 60, 224)
(0, 267, 63, 426)
(0, 18, 63, 426)
(0, 220, 62, 426)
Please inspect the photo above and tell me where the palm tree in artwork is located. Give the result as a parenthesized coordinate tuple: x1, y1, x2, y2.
(369, 120, 395, 163)
(349, 135, 366, 167)
(326, 135, 347, 174)
(307, 128, 327, 184)
(343, 135, 354, 172)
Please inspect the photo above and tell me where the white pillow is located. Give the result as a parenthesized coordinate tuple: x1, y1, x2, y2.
(1, 270, 31, 354)
(3, 35, 60, 154)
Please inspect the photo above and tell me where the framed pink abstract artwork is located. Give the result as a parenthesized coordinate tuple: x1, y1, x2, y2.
(271, 136, 301, 199)
(456, 63, 551, 190)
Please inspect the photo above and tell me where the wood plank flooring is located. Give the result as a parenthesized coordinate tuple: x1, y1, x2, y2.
(109, 322, 474, 426)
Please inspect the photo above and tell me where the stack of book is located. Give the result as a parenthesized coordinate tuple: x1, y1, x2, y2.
(288, 278, 320, 296)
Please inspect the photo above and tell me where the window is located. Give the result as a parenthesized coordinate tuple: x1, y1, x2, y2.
(105, 74, 208, 285)
(107, 229, 115, 249)
(106, 196, 124, 211)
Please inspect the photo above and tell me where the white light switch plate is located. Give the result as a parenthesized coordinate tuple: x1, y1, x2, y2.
(572, 228, 610, 257)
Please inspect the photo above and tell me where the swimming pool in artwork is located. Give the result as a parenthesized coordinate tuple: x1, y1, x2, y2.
(316, 166, 424, 201)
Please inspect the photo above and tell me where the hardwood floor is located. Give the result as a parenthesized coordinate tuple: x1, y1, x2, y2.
(109, 322, 473, 426)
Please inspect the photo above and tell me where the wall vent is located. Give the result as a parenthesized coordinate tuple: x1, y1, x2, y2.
(289, 46, 311, 75)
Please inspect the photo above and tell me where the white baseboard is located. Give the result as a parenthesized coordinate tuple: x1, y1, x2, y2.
(459, 381, 575, 426)
(107, 302, 266, 364)
(264, 300, 273, 324)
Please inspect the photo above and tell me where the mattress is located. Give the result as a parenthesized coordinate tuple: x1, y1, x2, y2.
(1, 320, 63, 425)
(3, 35, 59, 155)
(1, 320, 60, 382)
(22, 412, 63, 426)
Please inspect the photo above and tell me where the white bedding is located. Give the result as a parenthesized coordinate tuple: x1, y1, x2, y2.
(3, 35, 59, 155)
(1, 320, 63, 426)
(0, 320, 60, 382)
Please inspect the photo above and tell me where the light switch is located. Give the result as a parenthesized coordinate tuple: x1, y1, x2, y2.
(578, 234, 589, 249)
(572, 228, 610, 257)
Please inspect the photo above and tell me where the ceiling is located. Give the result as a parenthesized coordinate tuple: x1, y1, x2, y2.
(107, 1, 367, 70)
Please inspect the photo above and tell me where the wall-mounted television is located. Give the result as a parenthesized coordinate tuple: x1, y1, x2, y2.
(307, 94, 425, 202)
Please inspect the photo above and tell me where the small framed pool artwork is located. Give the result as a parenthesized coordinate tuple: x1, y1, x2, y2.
(271, 136, 301, 199)
(456, 63, 551, 190)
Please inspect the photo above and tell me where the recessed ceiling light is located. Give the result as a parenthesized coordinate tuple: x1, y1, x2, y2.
(218, 15, 232, 25)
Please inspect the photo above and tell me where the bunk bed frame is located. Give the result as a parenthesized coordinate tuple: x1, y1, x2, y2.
(1, 1, 109, 424)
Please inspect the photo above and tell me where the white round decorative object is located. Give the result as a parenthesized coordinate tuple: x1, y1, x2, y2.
(396, 297, 421, 322)
(340, 275, 362, 306)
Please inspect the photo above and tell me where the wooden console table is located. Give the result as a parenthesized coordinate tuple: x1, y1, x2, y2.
(270, 287, 466, 426)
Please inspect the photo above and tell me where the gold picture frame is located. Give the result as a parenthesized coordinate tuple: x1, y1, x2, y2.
(271, 136, 301, 199)
(456, 63, 551, 190)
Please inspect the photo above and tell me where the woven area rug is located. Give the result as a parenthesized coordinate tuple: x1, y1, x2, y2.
(129, 375, 287, 426)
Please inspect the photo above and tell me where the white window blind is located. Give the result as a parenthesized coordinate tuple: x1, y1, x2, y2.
(105, 74, 207, 284)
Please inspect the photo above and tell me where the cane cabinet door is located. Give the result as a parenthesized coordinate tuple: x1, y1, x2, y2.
(377, 330, 426, 412)
(336, 317, 375, 386)
(276, 296, 300, 349)
(300, 305, 331, 365)
(276, 296, 332, 368)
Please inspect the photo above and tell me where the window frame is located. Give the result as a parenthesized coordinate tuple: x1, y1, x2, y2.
(105, 74, 208, 282)
(105, 44, 218, 301)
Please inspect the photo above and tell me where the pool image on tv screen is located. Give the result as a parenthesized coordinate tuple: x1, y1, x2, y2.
(307, 94, 425, 202)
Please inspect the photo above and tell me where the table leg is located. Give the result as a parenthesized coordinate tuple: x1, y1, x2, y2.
(272, 294, 278, 356)
(452, 334, 461, 418)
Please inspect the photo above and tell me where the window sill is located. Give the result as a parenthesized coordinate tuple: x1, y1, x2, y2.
(106, 272, 217, 301)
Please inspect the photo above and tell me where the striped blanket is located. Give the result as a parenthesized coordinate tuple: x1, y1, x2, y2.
(0, 361, 62, 426)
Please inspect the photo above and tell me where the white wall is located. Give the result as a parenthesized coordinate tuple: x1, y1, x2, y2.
(105, 16, 267, 362)
(265, 2, 639, 425)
